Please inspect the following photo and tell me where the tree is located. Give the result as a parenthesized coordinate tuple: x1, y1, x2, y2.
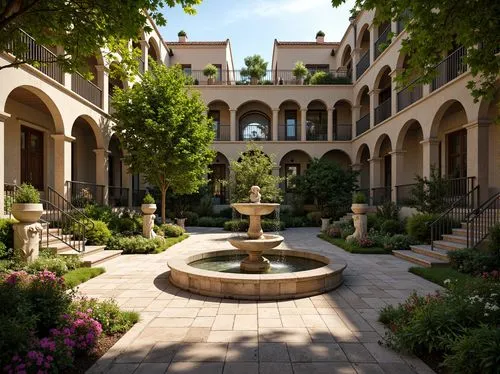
(0, 0, 201, 77)
(240, 54, 268, 82)
(228, 143, 283, 203)
(331, 0, 500, 102)
(410, 166, 450, 214)
(294, 158, 358, 218)
(111, 62, 215, 222)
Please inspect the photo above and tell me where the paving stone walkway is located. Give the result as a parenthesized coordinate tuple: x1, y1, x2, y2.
(82, 227, 441, 374)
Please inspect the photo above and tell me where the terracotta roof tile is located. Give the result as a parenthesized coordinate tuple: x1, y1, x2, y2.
(275, 41, 339, 46)
(166, 41, 228, 46)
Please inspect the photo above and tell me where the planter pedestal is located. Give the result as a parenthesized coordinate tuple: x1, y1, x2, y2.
(321, 218, 330, 231)
(347, 214, 367, 241)
(141, 204, 157, 239)
(13, 222, 43, 263)
(176, 218, 186, 229)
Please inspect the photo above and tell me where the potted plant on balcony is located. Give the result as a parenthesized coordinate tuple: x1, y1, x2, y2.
(292, 61, 308, 85)
(11, 183, 43, 223)
(141, 193, 157, 214)
(351, 191, 369, 214)
(203, 64, 218, 85)
(240, 54, 268, 85)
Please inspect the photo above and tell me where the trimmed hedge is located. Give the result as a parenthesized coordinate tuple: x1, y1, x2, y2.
(223, 219, 285, 232)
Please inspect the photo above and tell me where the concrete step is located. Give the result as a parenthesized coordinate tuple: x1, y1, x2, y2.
(81, 250, 122, 267)
(392, 250, 449, 268)
(58, 245, 106, 258)
(41, 234, 73, 245)
(433, 240, 467, 251)
(441, 234, 468, 245)
(410, 244, 449, 261)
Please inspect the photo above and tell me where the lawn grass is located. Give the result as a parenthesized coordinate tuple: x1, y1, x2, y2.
(409, 266, 473, 287)
(64, 267, 105, 288)
(318, 234, 389, 254)
(154, 234, 189, 253)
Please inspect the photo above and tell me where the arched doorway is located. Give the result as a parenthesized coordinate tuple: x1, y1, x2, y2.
(356, 24, 370, 77)
(208, 100, 230, 141)
(356, 144, 371, 200)
(374, 66, 392, 125)
(279, 150, 312, 203)
(210, 152, 230, 204)
(374, 134, 393, 204)
(321, 150, 351, 168)
(356, 86, 370, 136)
(306, 100, 327, 141)
(333, 100, 352, 140)
(237, 101, 272, 141)
(278, 100, 301, 140)
(108, 135, 128, 207)
(374, 20, 391, 60)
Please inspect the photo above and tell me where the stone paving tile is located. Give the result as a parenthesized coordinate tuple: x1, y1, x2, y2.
(340, 343, 377, 363)
(287, 342, 348, 362)
(212, 315, 235, 330)
(234, 314, 258, 330)
(258, 308, 280, 318)
(258, 327, 312, 343)
(258, 342, 289, 362)
(183, 327, 211, 343)
(292, 362, 357, 374)
(172, 343, 228, 362)
(158, 308, 200, 318)
(149, 318, 194, 328)
(223, 362, 259, 374)
(166, 362, 223, 374)
(225, 342, 258, 362)
(106, 363, 139, 374)
(259, 362, 293, 374)
(134, 362, 170, 374)
(281, 314, 305, 328)
(362, 343, 404, 363)
(352, 363, 385, 374)
(143, 342, 179, 363)
(301, 314, 327, 328)
(198, 308, 218, 316)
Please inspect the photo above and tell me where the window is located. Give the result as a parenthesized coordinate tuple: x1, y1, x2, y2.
(285, 164, 300, 191)
(181, 64, 192, 75)
(447, 129, 467, 179)
(306, 110, 327, 140)
(285, 110, 297, 140)
(239, 112, 270, 141)
(211, 64, 223, 81)
(305, 64, 329, 73)
(208, 110, 221, 138)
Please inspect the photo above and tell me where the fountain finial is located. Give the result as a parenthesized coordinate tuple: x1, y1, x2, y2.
(249, 186, 261, 203)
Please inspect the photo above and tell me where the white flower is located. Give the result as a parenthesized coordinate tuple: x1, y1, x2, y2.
(443, 279, 451, 285)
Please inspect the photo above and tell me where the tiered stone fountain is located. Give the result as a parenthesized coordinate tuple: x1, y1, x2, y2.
(168, 186, 346, 300)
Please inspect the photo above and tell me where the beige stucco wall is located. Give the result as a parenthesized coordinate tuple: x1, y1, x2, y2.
(273, 45, 338, 71)
(169, 45, 230, 71)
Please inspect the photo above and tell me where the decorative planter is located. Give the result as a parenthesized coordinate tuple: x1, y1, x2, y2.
(141, 203, 157, 215)
(321, 218, 330, 231)
(11, 203, 44, 223)
(207, 77, 214, 85)
(351, 203, 369, 215)
(296, 77, 305, 85)
(176, 218, 186, 229)
(250, 77, 259, 85)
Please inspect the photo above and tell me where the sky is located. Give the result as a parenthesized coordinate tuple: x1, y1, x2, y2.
(159, 0, 356, 68)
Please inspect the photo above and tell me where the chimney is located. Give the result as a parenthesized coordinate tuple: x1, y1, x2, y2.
(178, 30, 187, 43)
(316, 30, 325, 43)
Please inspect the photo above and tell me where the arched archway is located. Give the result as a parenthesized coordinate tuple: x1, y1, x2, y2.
(148, 37, 160, 63)
(321, 150, 351, 168)
(210, 152, 230, 204)
(373, 134, 393, 204)
(396, 54, 423, 112)
(355, 144, 371, 197)
(3, 86, 64, 191)
(278, 100, 301, 140)
(333, 100, 352, 140)
(341, 45, 352, 79)
(306, 100, 327, 141)
(356, 86, 370, 136)
(279, 150, 312, 203)
(374, 18, 391, 60)
(356, 24, 370, 77)
(237, 101, 272, 141)
(374, 66, 392, 125)
(208, 100, 230, 141)
(478, 91, 500, 194)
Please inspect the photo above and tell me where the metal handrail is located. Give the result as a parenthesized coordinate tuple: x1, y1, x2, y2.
(430, 185, 479, 250)
(47, 186, 95, 233)
(466, 193, 500, 248)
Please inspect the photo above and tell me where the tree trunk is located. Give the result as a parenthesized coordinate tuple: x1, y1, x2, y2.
(161, 187, 167, 223)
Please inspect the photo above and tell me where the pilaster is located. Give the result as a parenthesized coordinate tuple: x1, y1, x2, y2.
(272, 108, 279, 141)
(420, 137, 440, 179)
(51, 134, 74, 198)
(300, 109, 307, 142)
(0, 112, 10, 216)
(229, 109, 237, 141)
(327, 107, 334, 141)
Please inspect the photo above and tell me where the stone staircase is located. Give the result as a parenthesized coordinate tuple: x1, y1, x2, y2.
(392, 222, 486, 268)
(41, 226, 122, 267)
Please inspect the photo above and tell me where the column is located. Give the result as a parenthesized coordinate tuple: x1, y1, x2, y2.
(272, 108, 279, 141)
(56, 46, 72, 89)
(94, 148, 109, 205)
(420, 138, 440, 179)
(351, 48, 361, 81)
(120, 160, 132, 208)
(466, 121, 490, 201)
(390, 69, 402, 115)
(300, 109, 307, 142)
(0, 112, 9, 216)
(369, 24, 375, 64)
(390, 150, 405, 202)
(368, 89, 380, 128)
(229, 109, 237, 141)
(390, 20, 398, 36)
(368, 157, 382, 204)
(352, 105, 361, 139)
(52, 134, 74, 198)
(327, 107, 333, 141)
(140, 40, 149, 72)
(95, 64, 109, 111)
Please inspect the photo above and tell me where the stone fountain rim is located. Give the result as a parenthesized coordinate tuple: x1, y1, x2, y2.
(167, 249, 347, 300)
(231, 202, 281, 206)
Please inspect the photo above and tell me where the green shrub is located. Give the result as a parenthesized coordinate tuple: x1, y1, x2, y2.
(83, 204, 114, 223)
(353, 192, 367, 204)
(406, 213, 438, 243)
(489, 223, 500, 255)
(381, 219, 402, 235)
(197, 216, 226, 227)
(223, 219, 284, 232)
(14, 183, 40, 203)
(383, 234, 414, 251)
(448, 248, 500, 275)
(283, 216, 309, 228)
(106, 235, 162, 254)
(160, 223, 185, 237)
(306, 211, 322, 226)
(142, 193, 156, 204)
(339, 220, 354, 239)
(262, 219, 285, 232)
(183, 211, 199, 226)
(28, 256, 68, 276)
(0, 218, 15, 251)
(376, 200, 400, 221)
(218, 207, 233, 219)
(73, 219, 111, 245)
(309, 71, 336, 85)
(443, 325, 500, 374)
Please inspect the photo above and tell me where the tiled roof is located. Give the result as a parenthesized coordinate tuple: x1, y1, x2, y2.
(166, 41, 228, 46)
(275, 41, 339, 46)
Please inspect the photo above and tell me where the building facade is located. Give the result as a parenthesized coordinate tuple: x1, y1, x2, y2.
(1, 9, 499, 214)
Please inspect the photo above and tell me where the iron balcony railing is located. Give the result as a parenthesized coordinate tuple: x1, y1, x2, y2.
(306, 124, 327, 141)
(356, 113, 370, 136)
(334, 123, 352, 141)
(374, 26, 391, 59)
(108, 186, 129, 207)
(7, 29, 64, 84)
(215, 125, 230, 141)
(71, 72, 102, 108)
(431, 46, 467, 91)
(356, 49, 370, 78)
(374, 97, 391, 125)
(66, 181, 105, 207)
(187, 69, 351, 86)
(372, 187, 392, 205)
(397, 82, 423, 112)
(467, 193, 500, 249)
(278, 124, 299, 141)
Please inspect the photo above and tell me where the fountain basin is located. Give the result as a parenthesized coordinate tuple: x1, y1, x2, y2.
(168, 249, 346, 300)
(228, 234, 283, 252)
(231, 203, 280, 216)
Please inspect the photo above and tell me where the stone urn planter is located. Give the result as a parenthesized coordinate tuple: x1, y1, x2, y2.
(250, 77, 259, 85)
(207, 77, 215, 85)
(11, 203, 44, 223)
(176, 218, 186, 229)
(351, 203, 369, 215)
(321, 217, 330, 231)
(141, 203, 157, 215)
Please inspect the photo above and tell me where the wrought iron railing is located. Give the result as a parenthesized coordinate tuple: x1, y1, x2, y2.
(3, 183, 18, 216)
(431, 46, 467, 91)
(356, 113, 370, 136)
(374, 26, 391, 59)
(466, 193, 500, 249)
(66, 181, 105, 207)
(334, 123, 352, 141)
(215, 125, 230, 141)
(108, 186, 129, 207)
(372, 187, 392, 205)
(356, 50, 370, 78)
(397, 83, 423, 112)
(71, 73, 102, 108)
(430, 185, 479, 250)
(306, 125, 327, 141)
(6, 29, 64, 84)
(278, 124, 299, 141)
(374, 97, 391, 125)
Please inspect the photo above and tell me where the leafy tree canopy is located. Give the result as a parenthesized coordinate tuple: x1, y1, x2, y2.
(294, 158, 358, 217)
(0, 0, 201, 78)
(240, 54, 268, 80)
(229, 143, 283, 203)
(331, 0, 500, 102)
(111, 62, 215, 222)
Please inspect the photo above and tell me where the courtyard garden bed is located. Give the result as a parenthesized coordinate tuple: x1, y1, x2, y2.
(318, 234, 389, 254)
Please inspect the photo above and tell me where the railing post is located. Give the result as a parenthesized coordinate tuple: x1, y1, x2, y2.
(390, 150, 405, 203)
(368, 157, 382, 205)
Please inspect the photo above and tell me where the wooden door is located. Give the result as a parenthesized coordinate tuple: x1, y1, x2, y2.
(21, 126, 44, 190)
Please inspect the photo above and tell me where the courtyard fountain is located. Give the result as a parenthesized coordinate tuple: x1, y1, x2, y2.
(168, 186, 346, 300)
